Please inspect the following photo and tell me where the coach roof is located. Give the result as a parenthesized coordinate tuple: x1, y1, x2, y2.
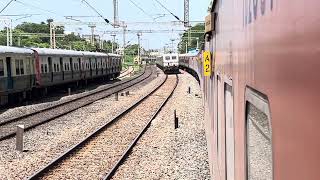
(32, 48, 84, 56)
(82, 51, 108, 57)
(0, 46, 34, 54)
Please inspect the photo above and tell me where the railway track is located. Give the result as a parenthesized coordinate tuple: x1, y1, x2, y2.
(0, 66, 154, 141)
(27, 74, 178, 180)
(118, 66, 134, 79)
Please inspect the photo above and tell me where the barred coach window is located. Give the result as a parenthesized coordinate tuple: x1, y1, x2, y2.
(247, 103, 273, 180)
(15, 60, 20, 75)
(20, 60, 24, 75)
(0, 59, 4, 76)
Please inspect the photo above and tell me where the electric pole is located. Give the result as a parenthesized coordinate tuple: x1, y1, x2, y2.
(196, 37, 199, 49)
(111, 34, 116, 53)
(50, 22, 53, 48)
(50, 22, 56, 49)
(123, 26, 126, 63)
(9, 19, 12, 46)
(6, 26, 9, 46)
(18, 37, 21, 46)
(89, 25, 96, 46)
(184, 0, 190, 27)
(137, 32, 142, 65)
(185, 42, 188, 53)
(113, 0, 119, 28)
(170, 39, 175, 53)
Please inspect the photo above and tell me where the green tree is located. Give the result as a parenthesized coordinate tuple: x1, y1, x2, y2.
(178, 23, 205, 53)
(0, 19, 119, 52)
(0, 29, 7, 46)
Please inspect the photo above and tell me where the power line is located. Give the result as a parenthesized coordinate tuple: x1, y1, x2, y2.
(128, 0, 154, 21)
(14, 0, 59, 16)
(0, 13, 40, 17)
(153, 0, 181, 21)
(80, 0, 111, 24)
(0, 0, 15, 14)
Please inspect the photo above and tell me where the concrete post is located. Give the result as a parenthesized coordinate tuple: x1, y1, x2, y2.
(16, 125, 24, 152)
(174, 110, 179, 129)
(115, 92, 119, 101)
(68, 88, 71, 96)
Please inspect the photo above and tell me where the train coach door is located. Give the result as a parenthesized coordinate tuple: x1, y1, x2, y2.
(48, 57, 53, 82)
(6, 57, 13, 89)
(225, 83, 235, 180)
(70, 58, 73, 79)
(60, 57, 64, 80)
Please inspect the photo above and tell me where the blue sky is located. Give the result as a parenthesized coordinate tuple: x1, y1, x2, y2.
(0, 0, 211, 49)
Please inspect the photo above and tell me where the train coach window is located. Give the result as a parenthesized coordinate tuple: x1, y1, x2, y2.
(44, 64, 48, 73)
(0, 59, 4, 76)
(20, 60, 24, 75)
(172, 56, 177, 60)
(165, 56, 170, 60)
(15, 60, 20, 75)
(15, 59, 24, 75)
(246, 99, 273, 180)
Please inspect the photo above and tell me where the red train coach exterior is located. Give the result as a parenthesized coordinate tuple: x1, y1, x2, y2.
(183, 0, 320, 180)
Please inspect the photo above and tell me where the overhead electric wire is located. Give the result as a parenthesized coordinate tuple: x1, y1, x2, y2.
(80, 0, 111, 24)
(14, 0, 59, 16)
(0, 13, 40, 17)
(153, 0, 181, 21)
(128, 0, 154, 21)
(0, 0, 15, 14)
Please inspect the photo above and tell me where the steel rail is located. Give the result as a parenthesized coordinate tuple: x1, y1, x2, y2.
(0, 67, 153, 141)
(0, 66, 146, 127)
(27, 73, 170, 180)
(104, 74, 179, 180)
(118, 66, 135, 79)
(120, 66, 129, 74)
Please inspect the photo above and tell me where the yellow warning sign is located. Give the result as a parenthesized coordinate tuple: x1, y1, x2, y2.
(203, 51, 211, 76)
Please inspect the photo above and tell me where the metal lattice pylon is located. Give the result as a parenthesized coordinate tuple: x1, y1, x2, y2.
(113, 0, 119, 28)
(184, 0, 190, 27)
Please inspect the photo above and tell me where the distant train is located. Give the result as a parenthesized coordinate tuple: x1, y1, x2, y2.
(0, 46, 122, 105)
(156, 53, 179, 74)
(179, 53, 199, 81)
